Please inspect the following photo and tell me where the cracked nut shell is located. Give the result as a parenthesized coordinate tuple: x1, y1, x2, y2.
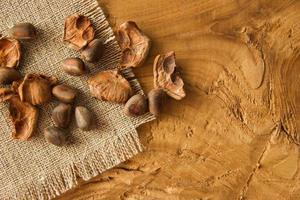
(124, 94, 148, 117)
(18, 74, 58, 105)
(52, 84, 77, 103)
(62, 57, 87, 76)
(75, 106, 93, 131)
(0, 89, 39, 141)
(52, 103, 72, 128)
(0, 38, 21, 68)
(148, 88, 165, 117)
(44, 126, 67, 146)
(63, 14, 95, 51)
(153, 51, 186, 100)
(9, 96, 39, 140)
(81, 39, 104, 63)
(0, 88, 15, 102)
(0, 67, 22, 84)
(10, 23, 37, 40)
(118, 21, 151, 69)
(88, 70, 132, 103)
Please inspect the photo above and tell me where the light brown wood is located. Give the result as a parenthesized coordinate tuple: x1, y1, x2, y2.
(58, 0, 300, 199)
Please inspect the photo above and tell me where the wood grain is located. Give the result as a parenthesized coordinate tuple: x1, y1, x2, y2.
(57, 0, 300, 199)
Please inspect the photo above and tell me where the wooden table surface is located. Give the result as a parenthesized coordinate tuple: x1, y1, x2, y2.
(58, 0, 300, 199)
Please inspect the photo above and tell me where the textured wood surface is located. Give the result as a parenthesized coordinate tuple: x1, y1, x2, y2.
(58, 0, 300, 199)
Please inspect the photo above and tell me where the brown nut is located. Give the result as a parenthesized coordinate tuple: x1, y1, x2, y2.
(154, 51, 185, 100)
(44, 126, 67, 146)
(52, 84, 77, 103)
(63, 14, 95, 51)
(62, 57, 87, 76)
(18, 74, 58, 105)
(0, 38, 21, 68)
(52, 103, 72, 128)
(118, 21, 151, 69)
(88, 70, 133, 103)
(124, 94, 147, 117)
(10, 23, 37, 40)
(0, 89, 39, 140)
(148, 88, 165, 117)
(0, 67, 22, 84)
(75, 106, 93, 131)
(81, 39, 104, 63)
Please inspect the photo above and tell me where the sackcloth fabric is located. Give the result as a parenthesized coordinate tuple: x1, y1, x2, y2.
(0, 0, 154, 199)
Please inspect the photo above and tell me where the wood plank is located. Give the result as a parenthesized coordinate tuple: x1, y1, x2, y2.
(57, 0, 300, 199)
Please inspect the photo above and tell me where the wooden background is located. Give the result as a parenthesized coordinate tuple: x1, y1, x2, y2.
(58, 0, 300, 199)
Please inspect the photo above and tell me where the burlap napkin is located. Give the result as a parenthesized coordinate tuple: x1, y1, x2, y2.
(0, 0, 154, 199)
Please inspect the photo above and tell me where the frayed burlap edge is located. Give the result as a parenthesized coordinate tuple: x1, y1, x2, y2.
(11, 129, 147, 200)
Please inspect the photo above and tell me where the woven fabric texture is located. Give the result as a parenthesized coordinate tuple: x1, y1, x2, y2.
(0, 0, 154, 199)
